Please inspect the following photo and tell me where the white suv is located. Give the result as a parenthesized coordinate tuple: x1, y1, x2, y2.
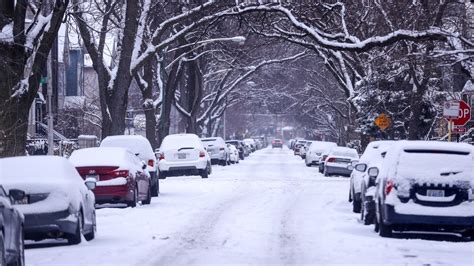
(157, 134, 212, 179)
(201, 137, 230, 166)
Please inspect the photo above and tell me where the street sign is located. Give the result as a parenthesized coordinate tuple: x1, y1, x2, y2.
(443, 101, 460, 118)
(452, 100, 471, 126)
(375, 113, 391, 131)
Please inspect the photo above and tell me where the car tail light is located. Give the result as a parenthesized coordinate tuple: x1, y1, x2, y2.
(385, 180, 394, 195)
(220, 147, 225, 151)
(327, 157, 336, 162)
(148, 159, 154, 167)
(159, 153, 165, 160)
(199, 151, 206, 158)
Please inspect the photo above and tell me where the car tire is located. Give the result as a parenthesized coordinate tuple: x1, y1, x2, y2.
(142, 185, 151, 205)
(353, 198, 362, 214)
(306, 162, 312, 167)
(201, 167, 209, 179)
(14, 226, 25, 266)
(324, 168, 330, 177)
(159, 171, 167, 180)
(128, 187, 138, 208)
(68, 213, 83, 245)
(84, 211, 96, 241)
(0, 231, 6, 266)
(378, 206, 392, 237)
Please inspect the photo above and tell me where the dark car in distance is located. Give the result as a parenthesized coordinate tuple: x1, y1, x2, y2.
(0, 186, 25, 266)
(226, 140, 246, 160)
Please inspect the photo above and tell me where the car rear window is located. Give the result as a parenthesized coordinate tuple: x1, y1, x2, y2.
(404, 149, 470, 156)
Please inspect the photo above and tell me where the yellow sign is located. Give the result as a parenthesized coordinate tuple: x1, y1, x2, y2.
(375, 113, 391, 131)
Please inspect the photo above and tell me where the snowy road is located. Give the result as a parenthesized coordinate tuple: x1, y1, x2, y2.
(27, 147, 473, 265)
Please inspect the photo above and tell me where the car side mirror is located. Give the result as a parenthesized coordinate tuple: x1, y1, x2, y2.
(9, 189, 26, 201)
(142, 163, 147, 170)
(84, 178, 97, 190)
(355, 163, 367, 172)
(367, 167, 379, 177)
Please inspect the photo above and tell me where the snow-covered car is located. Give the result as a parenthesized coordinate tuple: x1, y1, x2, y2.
(293, 140, 307, 156)
(226, 140, 246, 160)
(100, 135, 159, 197)
(70, 147, 152, 207)
(318, 149, 333, 173)
(299, 141, 314, 159)
(227, 144, 240, 164)
(359, 164, 383, 225)
(158, 134, 212, 179)
(323, 147, 359, 177)
(305, 141, 337, 167)
(349, 141, 395, 213)
(243, 138, 257, 152)
(0, 185, 25, 265)
(374, 141, 474, 238)
(201, 137, 230, 166)
(0, 156, 97, 245)
(271, 139, 283, 148)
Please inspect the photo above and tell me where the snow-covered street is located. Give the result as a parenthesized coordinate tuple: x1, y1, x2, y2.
(26, 147, 473, 265)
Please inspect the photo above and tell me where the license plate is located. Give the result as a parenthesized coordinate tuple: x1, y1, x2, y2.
(86, 174, 99, 181)
(427, 189, 445, 197)
(178, 153, 187, 159)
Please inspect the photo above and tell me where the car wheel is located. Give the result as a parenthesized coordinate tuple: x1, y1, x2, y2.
(128, 187, 138, 208)
(353, 198, 362, 214)
(159, 171, 167, 179)
(378, 206, 392, 237)
(0, 231, 6, 266)
(84, 211, 96, 241)
(142, 185, 151, 205)
(151, 175, 159, 197)
(68, 212, 83, 245)
(324, 168, 329, 177)
(201, 167, 209, 179)
(15, 226, 25, 266)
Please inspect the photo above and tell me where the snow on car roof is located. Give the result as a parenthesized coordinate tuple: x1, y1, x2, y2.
(0, 156, 84, 195)
(308, 141, 337, 151)
(160, 134, 204, 150)
(69, 147, 140, 170)
(359, 141, 395, 162)
(384, 141, 474, 183)
(100, 135, 155, 160)
(329, 147, 359, 159)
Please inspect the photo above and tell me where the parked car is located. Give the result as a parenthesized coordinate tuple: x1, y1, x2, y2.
(293, 140, 307, 156)
(70, 147, 152, 207)
(0, 185, 25, 265)
(100, 135, 159, 197)
(323, 147, 359, 177)
(227, 144, 240, 164)
(201, 137, 230, 166)
(158, 134, 212, 179)
(0, 156, 97, 245)
(243, 138, 257, 152)
(226, 140, 246, 160)
(349, 141, 395, 213)
(374, 141, 474, 238)
(318, 150, 332, 173)
(305, 141, 337, 167)
(299, 141, 314, 159)
(272, 139, 283, 148)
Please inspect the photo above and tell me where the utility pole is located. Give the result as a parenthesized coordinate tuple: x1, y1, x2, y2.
(223, 108, 226, 140)
(44, 0, 55, 155)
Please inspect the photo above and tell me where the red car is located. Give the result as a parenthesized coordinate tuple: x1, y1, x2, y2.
(272, 139, 283, 148)
(69, 147, 151, 207)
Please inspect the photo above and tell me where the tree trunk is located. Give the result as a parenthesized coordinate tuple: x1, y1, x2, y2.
(0, 0, 67, 157)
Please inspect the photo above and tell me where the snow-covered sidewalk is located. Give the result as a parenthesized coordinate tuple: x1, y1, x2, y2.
(26, 147, 474, 265)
